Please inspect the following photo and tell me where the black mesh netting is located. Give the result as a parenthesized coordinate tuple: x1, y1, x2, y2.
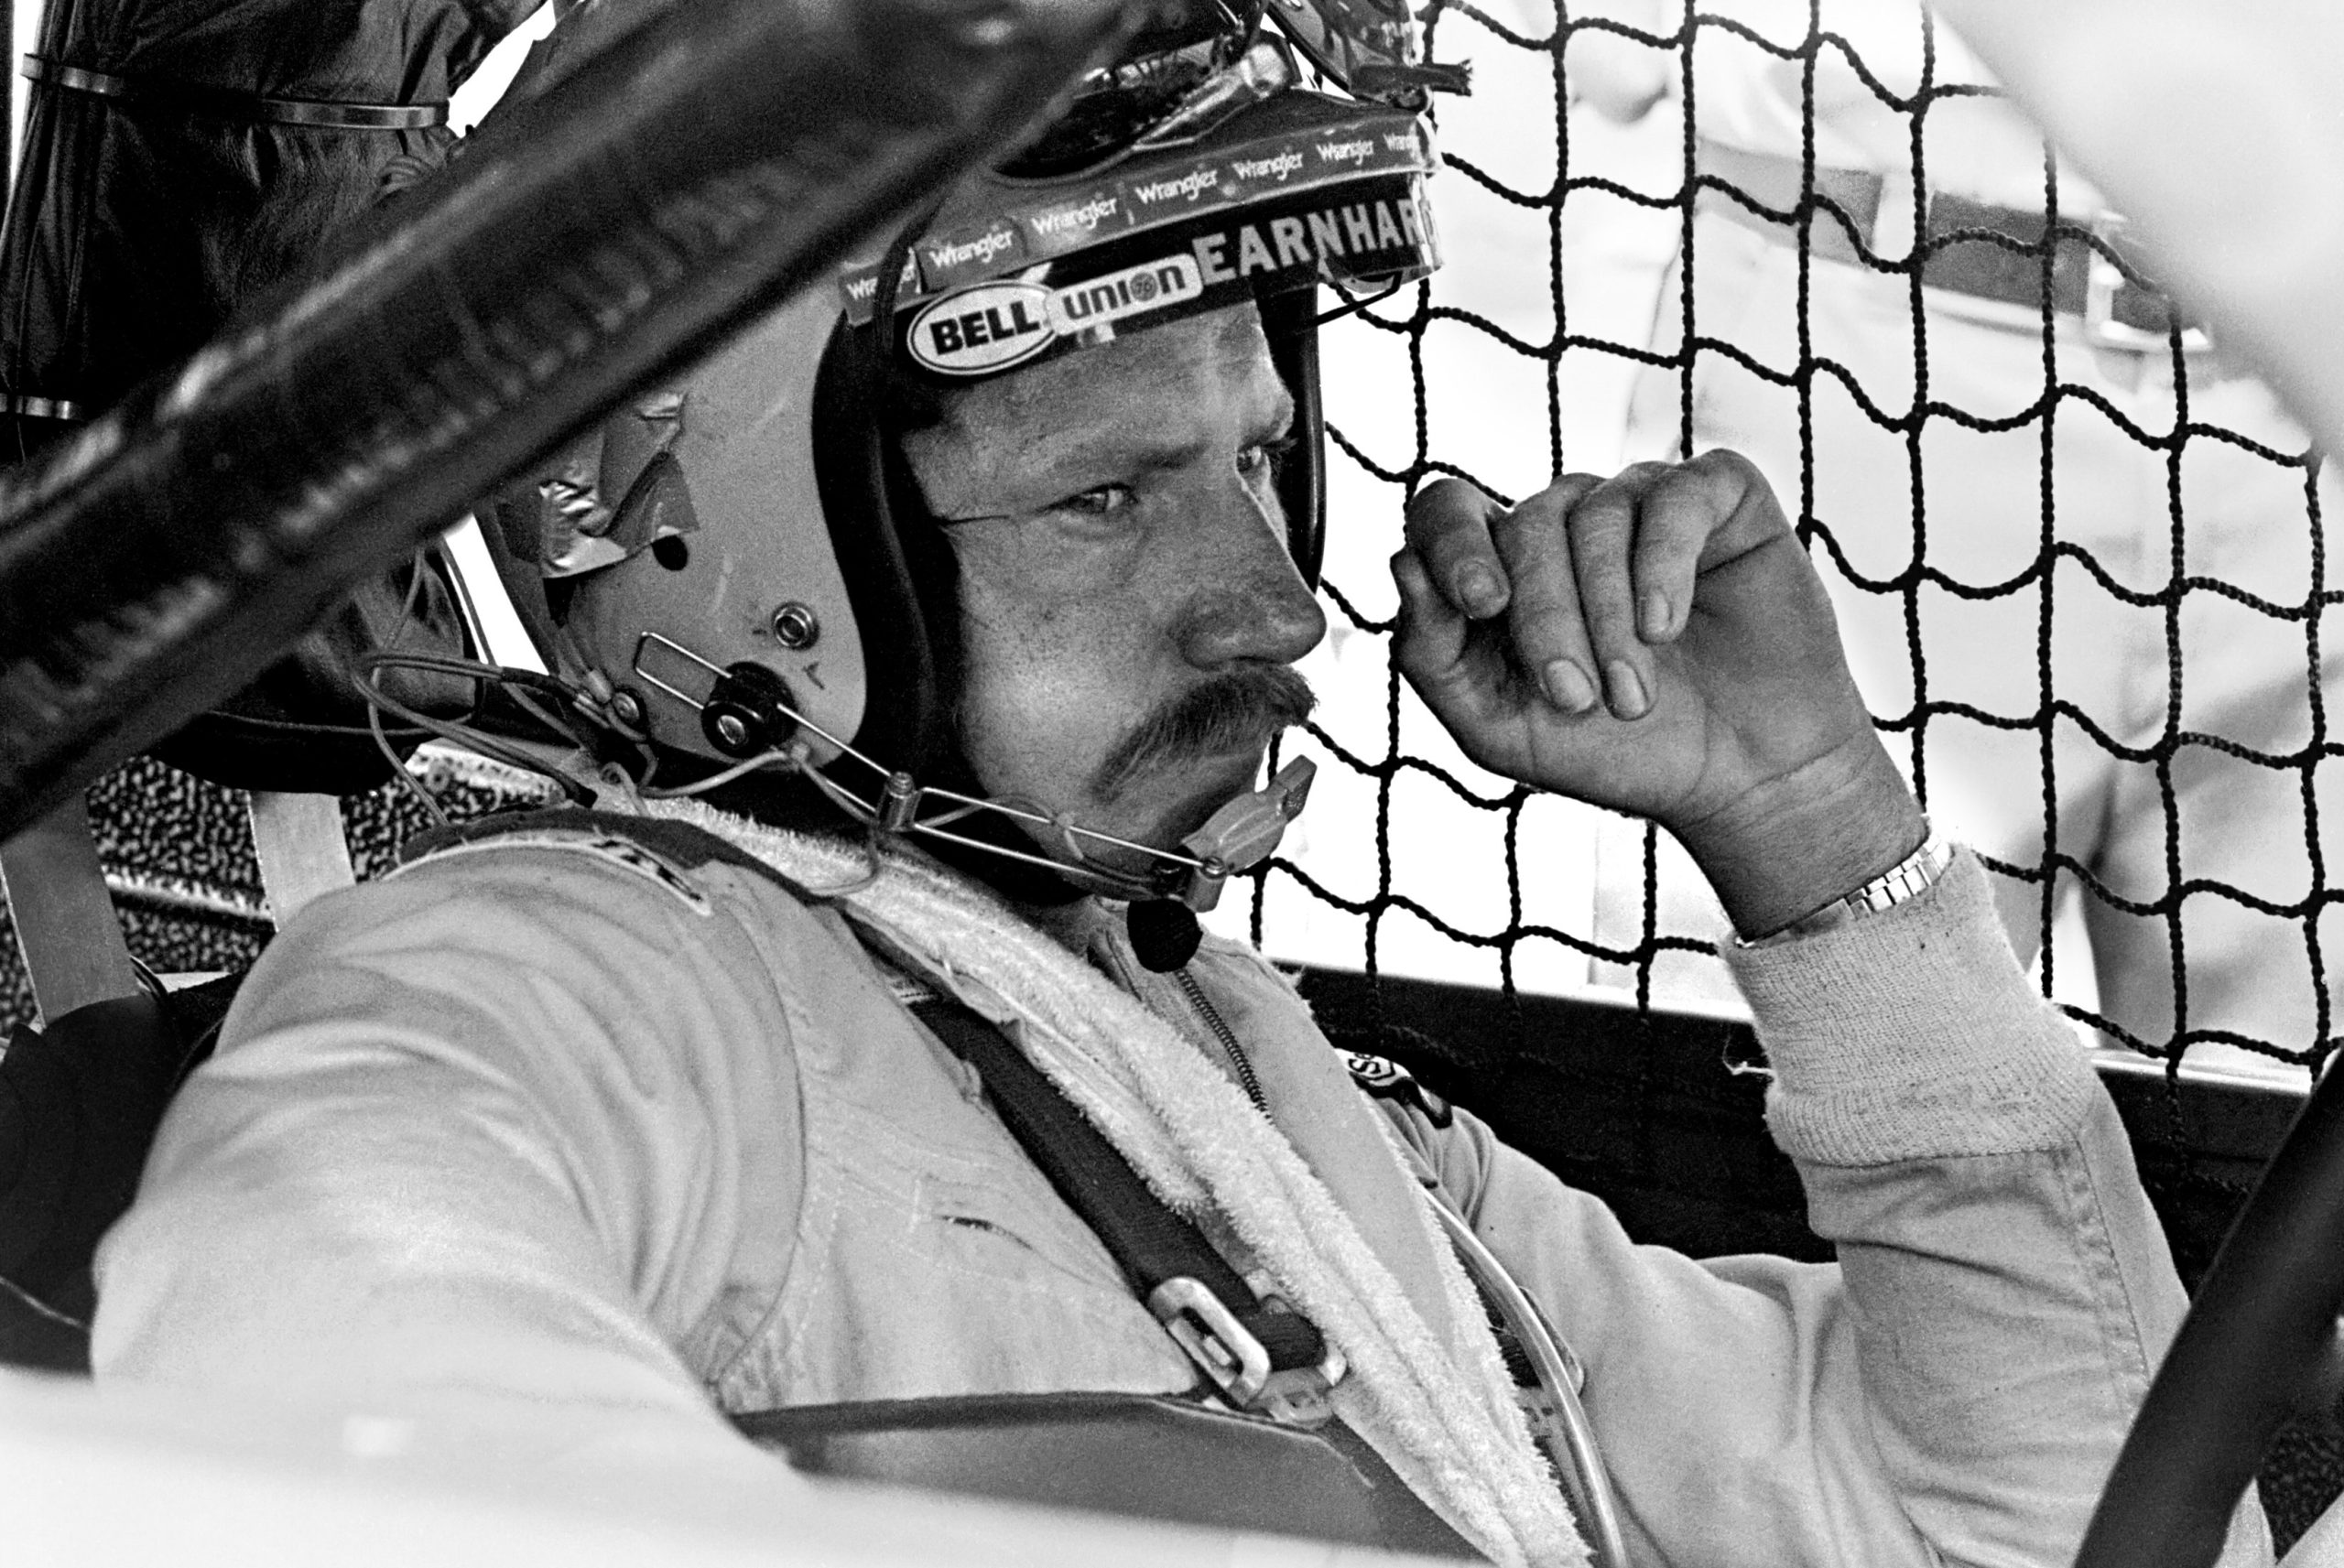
(1237, 0, 2336, 1087)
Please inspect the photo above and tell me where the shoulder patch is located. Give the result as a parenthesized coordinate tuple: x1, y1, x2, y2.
(391, 829, 714, 917)
(1341, 1050, 1452, 1129)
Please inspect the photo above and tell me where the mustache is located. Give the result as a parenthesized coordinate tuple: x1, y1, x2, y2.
(1090, 665, 1317, 804)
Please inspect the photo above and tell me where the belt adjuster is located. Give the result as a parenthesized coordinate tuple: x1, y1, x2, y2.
(2084, 212, 2211, 355)
(1147, 1276, 1346, 1426)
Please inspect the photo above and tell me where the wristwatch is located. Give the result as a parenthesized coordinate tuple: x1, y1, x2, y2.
(1736, 828, 1955, 948)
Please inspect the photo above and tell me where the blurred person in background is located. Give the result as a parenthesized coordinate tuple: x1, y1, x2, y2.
(1569, 0, 2341, 1080)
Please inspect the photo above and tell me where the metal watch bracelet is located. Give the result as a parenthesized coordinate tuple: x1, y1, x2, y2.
(1735, 828, 1955, 949)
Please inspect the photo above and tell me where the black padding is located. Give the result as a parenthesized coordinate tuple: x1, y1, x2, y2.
(0, 975, 238, 1373)
(737, 1390, 1476, 1557)
(0, 1275, 91, 1372)
(150, 712, 436, 796)
(0, 996, 178, 1316)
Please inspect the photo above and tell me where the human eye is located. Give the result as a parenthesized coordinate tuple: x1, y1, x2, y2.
(1236, 434, 1299, 481)
(1053, 482, 1139, 519)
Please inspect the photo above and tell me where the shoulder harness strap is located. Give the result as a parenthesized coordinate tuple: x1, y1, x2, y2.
(911, 994, 1345, 1428)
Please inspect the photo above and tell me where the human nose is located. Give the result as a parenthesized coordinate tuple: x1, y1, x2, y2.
(1176, 478, 1329, 668)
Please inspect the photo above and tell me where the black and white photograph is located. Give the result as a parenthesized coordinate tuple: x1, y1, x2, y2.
(2, 2, 2339, 1563)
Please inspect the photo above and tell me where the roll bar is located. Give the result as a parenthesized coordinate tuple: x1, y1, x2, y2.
(0, 0, 1136, 841)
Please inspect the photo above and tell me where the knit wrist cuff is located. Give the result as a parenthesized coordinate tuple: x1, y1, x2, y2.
(1721, 848, 2098, 1165)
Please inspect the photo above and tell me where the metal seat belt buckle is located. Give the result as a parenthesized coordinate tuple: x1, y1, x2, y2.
(1147, 1276, 1345, 1427)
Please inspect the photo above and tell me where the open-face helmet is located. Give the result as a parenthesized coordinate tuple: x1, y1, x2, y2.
(486, 0, 1451, 903)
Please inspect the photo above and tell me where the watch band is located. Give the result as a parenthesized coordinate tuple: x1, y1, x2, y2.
(1737, 829, 1954, 948)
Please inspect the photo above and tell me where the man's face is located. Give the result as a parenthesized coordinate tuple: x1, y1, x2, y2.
(901, 303, 1328, 871)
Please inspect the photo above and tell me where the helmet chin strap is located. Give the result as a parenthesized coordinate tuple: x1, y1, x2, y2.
(629, 632, 1315, 914)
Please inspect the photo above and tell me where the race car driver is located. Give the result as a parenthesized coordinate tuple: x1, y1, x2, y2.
(85, 4, 2264, 1564)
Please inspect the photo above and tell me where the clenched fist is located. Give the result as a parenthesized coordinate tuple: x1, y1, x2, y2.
(1391, 451, 1926, 937)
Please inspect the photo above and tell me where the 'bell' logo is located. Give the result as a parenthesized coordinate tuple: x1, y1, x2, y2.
(908, 281, 1056, 376)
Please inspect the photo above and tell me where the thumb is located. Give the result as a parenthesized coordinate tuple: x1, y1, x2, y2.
(1391, 544, 1493, 719)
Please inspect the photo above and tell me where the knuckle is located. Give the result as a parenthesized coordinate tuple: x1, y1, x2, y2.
(1404, 477, 1494, 543)
(1564, 481, 1635, 535)
(1564, 508, 1633, 570)
(1407, 516, 1489, 566)
(1649, 458, 1710, 495)
(1687, 448, 1768, 501)
(1491, 508, 1566, 581)
(1537, 472, 1605, 512)
(1487, 504, 1536, 550)
(1690, 447, 1756, 480)
(1644, 467, 1724, 528)
(1566, 506, 1628, 546)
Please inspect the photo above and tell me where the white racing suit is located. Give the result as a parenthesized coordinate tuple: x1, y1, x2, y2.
(91, 808, 2269, 1566)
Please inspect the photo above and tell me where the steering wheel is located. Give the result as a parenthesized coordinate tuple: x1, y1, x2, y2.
(2074, 1058, 2344, 1566)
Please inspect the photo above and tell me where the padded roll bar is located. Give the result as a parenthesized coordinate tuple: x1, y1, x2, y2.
(0, 0, 1134, 841)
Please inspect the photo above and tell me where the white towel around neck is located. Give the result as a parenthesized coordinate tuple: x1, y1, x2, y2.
(641, 799, 1589, 1568)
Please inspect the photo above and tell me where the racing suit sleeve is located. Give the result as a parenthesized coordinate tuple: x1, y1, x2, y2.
(88, 844, 806, 1484)
(1399, 849, 2273, 1568)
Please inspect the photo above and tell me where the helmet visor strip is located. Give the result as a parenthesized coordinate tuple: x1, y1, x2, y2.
(1258, 0, 1470, 103)
(841, 101, 1441, 384)
(1004, 6, 1275, 178)
(1001, 0, 1463, 181)
(632, 632, 1313, 910)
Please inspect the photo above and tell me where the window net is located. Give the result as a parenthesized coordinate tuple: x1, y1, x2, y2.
(1231, 0, 2336, 1086)
(4, 1, 2339, 1537)
(2, 0, 2335, 1098)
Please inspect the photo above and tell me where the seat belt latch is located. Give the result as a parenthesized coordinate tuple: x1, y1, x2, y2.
(1147, 1276, 1344, 1427)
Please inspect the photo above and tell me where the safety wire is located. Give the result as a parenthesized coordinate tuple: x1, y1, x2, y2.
(625, 629, 1258, 906)
(357, 645, 608, 815)
(364, 553, 455, 826)
(623, 730, 1046, 895)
